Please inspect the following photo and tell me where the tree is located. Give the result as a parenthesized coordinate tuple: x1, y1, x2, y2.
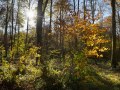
(54, 0, 71, 59)
(49, 0, 53, 33)
(4, 0, 9, 58)
(36, 0, 48, 64)
(36, 0, 48, 81)
(11, 0, 14, 51)
(83, 0, 86, 20)
(90, 0, 96, 24)
(73, 0, 76, 12)
(46, 0, 53, 54)
(111, 0, 117, 68)
(78, 0, 80, 15)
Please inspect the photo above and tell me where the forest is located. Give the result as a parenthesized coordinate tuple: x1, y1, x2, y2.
(0, 0, 120, 90)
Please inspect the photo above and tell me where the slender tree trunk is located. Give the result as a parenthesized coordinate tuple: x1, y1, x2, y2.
(25, 0, 30, 51)
(49, 0, 52, 33)
(10, 0, 14, 62)
(59, 7, 62, 60)
(17, 0, 20, 58)
(61, 7, 65, 60)
(4, 0, 9, 58)
(14, 10, 18, 43)
(83, 0, 86, 20)
(78, 0, 80, 15)
(16, 26, 19, 59)
(90, 0, 96, 24)
(11, 0, 14, 51)
(73, 0, 75, 13)
(46, 0, 53, 54)
(111, 0, 117, 68)
(73, 0, 78, 50)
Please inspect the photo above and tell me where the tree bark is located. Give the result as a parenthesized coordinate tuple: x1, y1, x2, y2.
(49, 0, 52, 33)
(4, 0, 9, 58)
(73, 0, 75, 13)
(11, 0, 14, 51)
(36, 0, 43, 65)
(90, 0, 96, 24)
(111, 0, 117, 68)
(25, 0, 30, 51)
(83, 0, 86, 20)
(78, 0, 79, 15)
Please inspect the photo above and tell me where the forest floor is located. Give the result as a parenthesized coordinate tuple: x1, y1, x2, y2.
(0, 60, 120, 90)
(86, 61, 120, 90)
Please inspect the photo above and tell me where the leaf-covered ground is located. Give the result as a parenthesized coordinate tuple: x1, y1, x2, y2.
(0, 59, 120, 90)
(86, 62, 120, 90)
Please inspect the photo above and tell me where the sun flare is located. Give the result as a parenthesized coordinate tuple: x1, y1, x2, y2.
(27, 10, 35, 19)
(26, 10, 36, 26)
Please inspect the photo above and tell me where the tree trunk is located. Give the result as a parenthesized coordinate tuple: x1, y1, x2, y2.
(36, 0, 43, 66)
(25, 0, 30, 51)
(11, 0, 14, 51)
(49, 0, 52, 33)
(83, 0, 86, 20)
(78, 0, 79, 15)
(90, 0, 96, 24)
(111, 0, 117, 68)
(17, 0, 20, 58)
(73, 0, 75, 13)
(46, 0, 53, 54)
(4, 0, 9, 58)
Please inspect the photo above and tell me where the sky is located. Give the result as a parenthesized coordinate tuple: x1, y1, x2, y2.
(0, 0, 112, 31)
(23, 0, 112, 31)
